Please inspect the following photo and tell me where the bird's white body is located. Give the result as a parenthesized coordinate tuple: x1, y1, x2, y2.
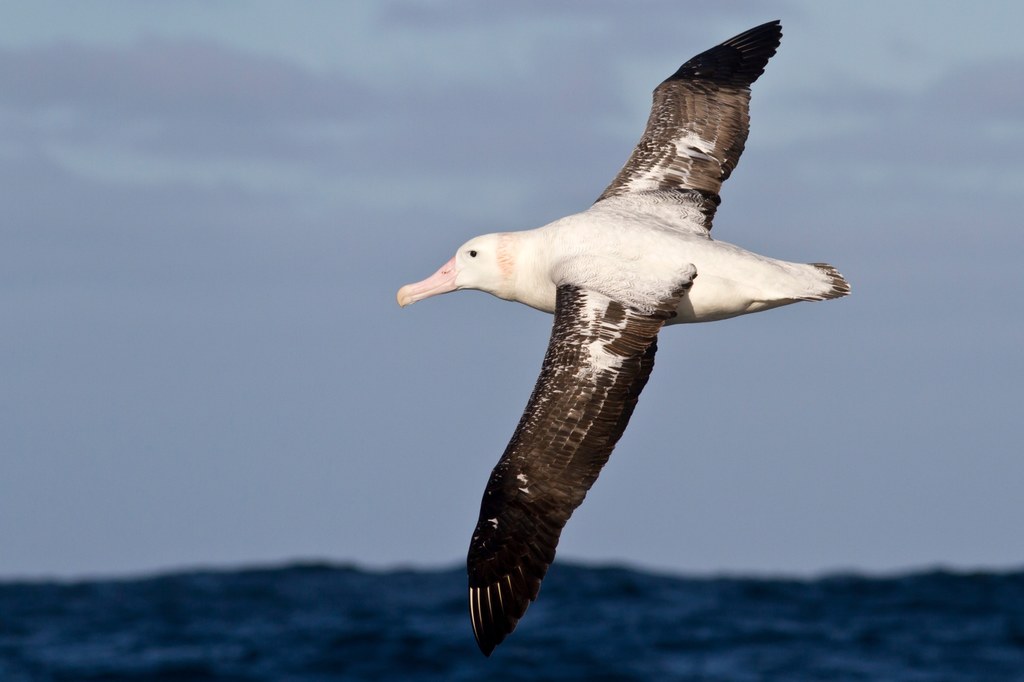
(463, 193, 844, 325)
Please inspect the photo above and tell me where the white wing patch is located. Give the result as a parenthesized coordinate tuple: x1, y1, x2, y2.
(675, 130, 715, 158)
(621, 130, 717, 195)
(572, 292, 635, 379)
(584, 339, 623, 373)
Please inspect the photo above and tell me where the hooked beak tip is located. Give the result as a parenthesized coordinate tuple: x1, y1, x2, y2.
(396, 286, 414, 308)
(396, 256, 458, 309)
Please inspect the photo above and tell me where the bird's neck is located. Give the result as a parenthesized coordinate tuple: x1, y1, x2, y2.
(501, 229, 557, 314)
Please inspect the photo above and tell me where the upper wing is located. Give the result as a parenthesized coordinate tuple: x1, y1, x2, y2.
(465, 283, 686, 656)
(595, 20, 782, 230)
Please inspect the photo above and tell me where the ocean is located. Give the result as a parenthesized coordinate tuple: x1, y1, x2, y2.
(1, 562, 1022, 681)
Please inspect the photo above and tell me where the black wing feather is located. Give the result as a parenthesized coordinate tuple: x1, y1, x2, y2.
(596, 20, 782, 230)
(466, 284, 681, 655)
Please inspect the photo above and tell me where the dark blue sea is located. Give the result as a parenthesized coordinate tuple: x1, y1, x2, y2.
(2, 562, 1023, 681)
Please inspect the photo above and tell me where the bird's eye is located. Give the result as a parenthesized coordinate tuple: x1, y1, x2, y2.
(469, 250, 478, 258)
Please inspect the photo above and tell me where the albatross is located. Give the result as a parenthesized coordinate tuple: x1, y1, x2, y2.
(397, 20, 848, 656)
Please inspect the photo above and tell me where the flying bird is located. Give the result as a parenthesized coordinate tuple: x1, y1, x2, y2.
(397, 20, 848, 656)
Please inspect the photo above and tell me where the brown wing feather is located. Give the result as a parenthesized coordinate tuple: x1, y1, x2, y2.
(466, 283, 685, 656)
(596, 20, 782, 230)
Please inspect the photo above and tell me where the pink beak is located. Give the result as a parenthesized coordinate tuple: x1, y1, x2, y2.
(397, 256, 458, 307)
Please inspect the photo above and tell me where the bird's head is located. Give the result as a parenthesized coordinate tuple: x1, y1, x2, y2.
(397, 233, 515, 307)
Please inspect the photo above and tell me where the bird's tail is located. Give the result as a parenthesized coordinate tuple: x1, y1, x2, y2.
(804, 262, 851, 301)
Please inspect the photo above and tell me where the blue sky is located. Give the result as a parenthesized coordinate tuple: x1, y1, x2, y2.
(2, 1, 1022, 578)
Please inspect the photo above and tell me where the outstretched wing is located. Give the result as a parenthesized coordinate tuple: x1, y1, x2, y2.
(596, 20, 782, 230)
(466, 283, 685, 656)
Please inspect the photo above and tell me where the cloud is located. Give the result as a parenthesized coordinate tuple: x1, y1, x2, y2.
(0, 39, 380, 183)
(0, 39, 369, 123)
(0, 8, 811, 219)
(0, 36, 631, 232)
(3, 19, 1020, 287)
(378, 0, 795, 35)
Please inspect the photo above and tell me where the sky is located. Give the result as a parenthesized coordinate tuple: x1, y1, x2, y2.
(2, 1, 1022, 579)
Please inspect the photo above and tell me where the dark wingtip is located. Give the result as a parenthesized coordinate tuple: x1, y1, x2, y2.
(665, 20, 783, 87)
(469, 582, 520, 657)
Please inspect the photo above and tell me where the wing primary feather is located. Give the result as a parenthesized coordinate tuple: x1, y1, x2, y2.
(469, 587, 480, 644)
(665, 20, 781, 86)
